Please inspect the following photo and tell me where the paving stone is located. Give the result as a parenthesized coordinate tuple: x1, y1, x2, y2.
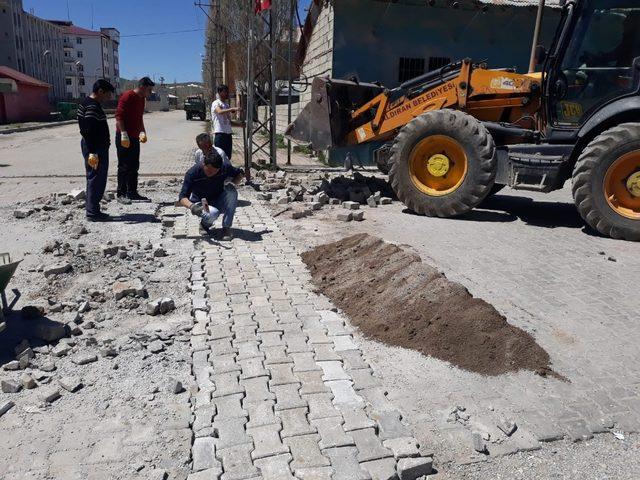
(337, 350, 370, 371)
(295, 467, 335, 480)
(360, 388, 396, 412)
(323, 447, 371, 480)
(563, 419, 594, 442)
(312, 344, 341, 362)
(58, 376, 83, 393)
(352, 428, 393, 462)
(209, 324, 233, 340)
(211, 338, 237, 356)
(211, 372, 245, 398)
(396, 457, 433, 479)
(360, 458, 397, 480)
(248, 423, 290, 459)
(317, 361, 350, 382)
(262, 345, 294, 365)
(273, 383, 307, 411)
(211, 354, 242, 375)
(239, 357, 269, 380)
(326, 380, 364, 407)
(382, 437, 420, 459)
(349, 369, 380, 391)
(268, 364, 299, 386)
(242, 376, 276, 405)
(283, 333, 311, 353)
(212, 417, 252, 450)
(254, 453, 295, 480)
(216, 443, 259, 480)
(212, 393, 248, 420)
(258, 331, 285, 347)
(278, 407, 317, 438)
(284, 434, 330, 473)
(71, 353, 98, 365)
(245, 400, 279, 429)
(339, 406, 376, 432)
(298, 371, 331, 395)
(307, 329, 333, 345)
(311, 416, 355, 449)
(1, 379, 21, 393)
(373, 411, 412, 440)
(192, 437, 222, 473)
(332, 335, 359, 352)
(38, 388, 61, 403)
(304, 393, 341, 421)
(291, 352, 322, 372)
(194, 404, 217, 435)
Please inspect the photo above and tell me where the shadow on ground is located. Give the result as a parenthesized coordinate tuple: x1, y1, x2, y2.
(0, 310, 67, 365)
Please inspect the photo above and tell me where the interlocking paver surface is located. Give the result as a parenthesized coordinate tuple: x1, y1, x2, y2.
(184, 192, 432, 479)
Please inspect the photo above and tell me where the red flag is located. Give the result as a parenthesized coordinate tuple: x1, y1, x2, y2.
(255, 0, 271, 13)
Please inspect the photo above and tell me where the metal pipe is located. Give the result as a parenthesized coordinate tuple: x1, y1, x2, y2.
(269, 7, 278, 166)
(287, 0, 294, 165)
(529, 0, 546, 73)
(245, 0, 254, 179)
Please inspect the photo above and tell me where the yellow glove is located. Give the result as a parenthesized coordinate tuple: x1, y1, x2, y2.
(120, 132, 130, 148)
(88, 153, 99, 170)
(139, 132, 147, 143)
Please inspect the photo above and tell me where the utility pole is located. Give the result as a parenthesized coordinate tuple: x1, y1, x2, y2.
(286, 0, 294, 165)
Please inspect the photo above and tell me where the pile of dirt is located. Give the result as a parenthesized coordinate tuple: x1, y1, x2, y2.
(302, 234, 556, 377)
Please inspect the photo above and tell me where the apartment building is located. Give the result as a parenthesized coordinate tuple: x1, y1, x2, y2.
(0, 0, 65, 99)
(49, 21, 120, 99)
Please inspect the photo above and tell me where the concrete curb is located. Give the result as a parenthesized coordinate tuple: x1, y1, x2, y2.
(0, 120, 76, 135)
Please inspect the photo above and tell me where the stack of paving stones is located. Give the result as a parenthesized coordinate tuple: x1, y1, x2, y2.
(185, 200, 432, 480)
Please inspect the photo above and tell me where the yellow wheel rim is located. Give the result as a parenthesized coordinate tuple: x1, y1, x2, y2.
(604, 150, 640, 220)
(409, 135, 468, 196)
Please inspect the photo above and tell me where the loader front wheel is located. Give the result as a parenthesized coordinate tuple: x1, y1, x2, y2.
(389, 110, 496, 217)
(572, 123, 640, 241)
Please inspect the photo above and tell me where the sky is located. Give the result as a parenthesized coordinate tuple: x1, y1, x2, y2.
(23, 0, 313, 83)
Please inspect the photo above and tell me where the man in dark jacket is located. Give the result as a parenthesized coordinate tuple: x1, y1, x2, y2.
(178, 150, 244, 240)
(77, 79, 115, 221)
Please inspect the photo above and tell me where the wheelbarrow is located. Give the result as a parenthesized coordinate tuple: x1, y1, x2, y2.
(0, 253, 21, 328)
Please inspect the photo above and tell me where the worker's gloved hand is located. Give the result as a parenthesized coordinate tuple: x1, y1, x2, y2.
(87, 153, 99, 170)
(139, 132, 147, 143)
(120, 132, 130, 148)
(190, 202, 204, 216)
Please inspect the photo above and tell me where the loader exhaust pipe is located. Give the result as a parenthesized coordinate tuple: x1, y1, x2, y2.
(528, 0, 546, 73)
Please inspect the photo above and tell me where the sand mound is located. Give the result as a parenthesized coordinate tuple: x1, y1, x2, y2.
(302, 234, 556, 377)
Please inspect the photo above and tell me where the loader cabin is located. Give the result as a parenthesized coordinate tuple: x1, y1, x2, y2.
(296, 0, 563, 166)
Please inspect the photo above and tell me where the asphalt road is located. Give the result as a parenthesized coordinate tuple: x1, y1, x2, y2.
(0, 110, 205, 179)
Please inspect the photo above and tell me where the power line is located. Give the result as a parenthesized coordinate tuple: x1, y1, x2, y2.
(120, 28, 205, 38)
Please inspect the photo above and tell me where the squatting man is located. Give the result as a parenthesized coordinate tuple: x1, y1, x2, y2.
(179, 150, 244, 241)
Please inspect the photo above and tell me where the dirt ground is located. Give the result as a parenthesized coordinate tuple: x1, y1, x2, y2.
(302, 233, 554, 377)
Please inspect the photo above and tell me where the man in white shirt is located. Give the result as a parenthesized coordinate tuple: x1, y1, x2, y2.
(211, 85, 238, 160)
(194, 133, 230, 166)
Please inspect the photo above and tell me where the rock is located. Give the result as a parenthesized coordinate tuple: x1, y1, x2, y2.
(100, 346, 118, 358)
(168, 378, 183, 394)
(148, 340, 165, 354)
(256, 192, 272, 201)
(71, 225, 88, 236)
(43, 240, 62, 253)
(14, 340, 31, 356)
(337, 212, 353, 222)
(329, 198, 341, 205)
(497, 419, 517, 437)
(0, 400, 15, 417)
(102, 245, 119, 257)
(18, 355, 30, 370)
(366, 195, 378, 208)
(160, 298, 175, 314)
(3, 361, 20, 371)
(14, 209, 33, 219)
(20, 373, 37, 389)
(314, 192, 330, 205)
(32, 318, 68, 342)
(78, 301, 91, 313)
(1, 379, 22, 393)
(472, 431, 487, 453)
(380, 197, 393, 205)
(373, 191, 382, 202)
(59, 376, 83, 392)
(309, 202, 322, 211)
(352, 211, 365, 221)
(397, 457, 433, 479)
(21, 305, 44, 319)
(342, 201, 360, 210)
(71, 353, 98, 365)
(51, 343, 71, 357)
(146, 299, 162, 316)
(153, 246, 167, 258)
(38, 388, 61, 404)
(68, 189, 86, 200)
(43, 262, 72, 277)
(147, 179, 159, 187)
(112, 278, 147, 300)
(40, 361, 57, 372)
(276, 196, 289, 205)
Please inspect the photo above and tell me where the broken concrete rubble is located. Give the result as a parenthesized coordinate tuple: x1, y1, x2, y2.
(112, 278, 147, 300)
(146, 297, 176, 316)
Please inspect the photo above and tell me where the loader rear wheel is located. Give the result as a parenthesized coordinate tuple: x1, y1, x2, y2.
(389, 110, 496, 217)
(572, 123, 640, 241)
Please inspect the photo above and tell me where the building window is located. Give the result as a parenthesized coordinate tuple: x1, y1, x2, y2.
(398, 57, 425, 83)
(77, 50, 83, 58)
(428, 56, 451, 71)
(76, 37, 82, 44)
(66, 78, 72, 85)
(80, 92, 86, 98)
(79, 78, 85, 86)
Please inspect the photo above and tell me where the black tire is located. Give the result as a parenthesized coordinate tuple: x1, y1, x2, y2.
(572, 123, 640, 241)
(186, 113, 191, 121)
(199, 113, 206, 121)
(389, 109, 496, 217)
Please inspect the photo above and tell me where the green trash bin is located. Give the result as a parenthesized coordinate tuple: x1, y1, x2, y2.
(57, 102, 78, 120)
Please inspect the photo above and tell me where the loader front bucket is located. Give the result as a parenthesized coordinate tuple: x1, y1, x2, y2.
(285, 77, 384, 150)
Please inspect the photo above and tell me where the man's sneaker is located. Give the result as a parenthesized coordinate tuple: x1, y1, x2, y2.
(221, 227, 233, 241)
(116, 195, 131, 205)
(199, 220, 211, 236)
(86, 212, 113, 222)
(127, 192, 151, 202)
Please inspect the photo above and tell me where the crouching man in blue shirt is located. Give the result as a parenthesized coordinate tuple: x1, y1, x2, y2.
(178, 150, 244, 240)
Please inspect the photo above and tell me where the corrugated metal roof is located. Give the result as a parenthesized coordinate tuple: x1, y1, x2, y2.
(480, 0, 563, 6)
(0, 66, 50, 88)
